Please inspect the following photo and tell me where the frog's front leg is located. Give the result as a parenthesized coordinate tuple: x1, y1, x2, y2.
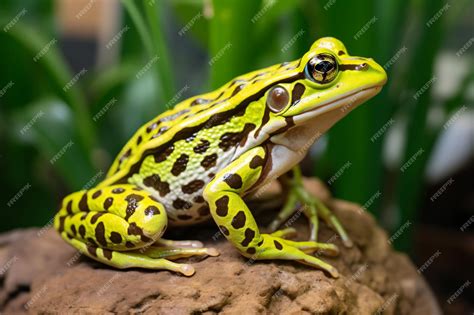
(204, 147, 340, 278)
(54, 184, 217, 276)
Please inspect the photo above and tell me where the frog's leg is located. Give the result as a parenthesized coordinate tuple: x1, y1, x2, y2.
(154, 238, 204, 248)
(54, 184, 217, 276)
(267, 188, 299, 232)
(140, 246, 219, 259)
(204, 147, 340, 277)
(268, 166, 353, 247)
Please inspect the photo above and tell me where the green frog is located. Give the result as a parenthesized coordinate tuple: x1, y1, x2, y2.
(54, 37, 387, 277)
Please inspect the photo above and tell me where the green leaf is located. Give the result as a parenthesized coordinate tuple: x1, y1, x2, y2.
(209, 0, 263, 88)
(11, 99, 96, 189)
(0, 20, 95, 152)
(144, 0, 176, 102)
(170, 0, 209, 48)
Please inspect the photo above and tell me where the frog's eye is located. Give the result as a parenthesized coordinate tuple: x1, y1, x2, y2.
(305, 53, 338, 84)
(266, 85, 289, 113)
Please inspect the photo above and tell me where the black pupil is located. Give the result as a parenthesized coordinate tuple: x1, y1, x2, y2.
(315, 60, 333, 73)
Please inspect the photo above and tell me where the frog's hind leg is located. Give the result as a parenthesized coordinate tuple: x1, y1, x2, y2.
(140, 246, 219, 260)
(154, 238, 204, 249)
(268, 166, 352, 247)
(54, 184, 216, 276)
(62, 234, 196, 276)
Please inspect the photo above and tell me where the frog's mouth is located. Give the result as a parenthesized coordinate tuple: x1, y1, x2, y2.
(268, 85, 384, 151)
(292, 85, 384, 125)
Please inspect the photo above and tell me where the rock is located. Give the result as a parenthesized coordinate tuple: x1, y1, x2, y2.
(0, 178, 441, 314)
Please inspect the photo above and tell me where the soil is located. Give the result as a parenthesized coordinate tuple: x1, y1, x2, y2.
(0, 178, 441, 314)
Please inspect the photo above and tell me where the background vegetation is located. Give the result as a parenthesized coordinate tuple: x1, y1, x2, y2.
(0, 0, 472, 257)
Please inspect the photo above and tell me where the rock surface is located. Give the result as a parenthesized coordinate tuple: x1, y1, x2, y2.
(0, 179, 441, 314)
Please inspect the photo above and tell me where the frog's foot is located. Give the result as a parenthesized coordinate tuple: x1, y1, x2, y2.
(268, 167, 353, 247)
(255, 235, 340, 278)
(63, 235, 197, 276)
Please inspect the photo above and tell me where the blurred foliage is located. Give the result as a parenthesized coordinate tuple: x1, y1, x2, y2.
(0, 0, 472, 251)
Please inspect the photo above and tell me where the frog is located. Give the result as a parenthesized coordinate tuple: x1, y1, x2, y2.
(54, 37, 387, 277)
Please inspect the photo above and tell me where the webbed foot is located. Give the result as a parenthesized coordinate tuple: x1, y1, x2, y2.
(268, 166, 353, 247)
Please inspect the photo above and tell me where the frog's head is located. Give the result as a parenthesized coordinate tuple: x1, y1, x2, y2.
(264, 37, 387, 151)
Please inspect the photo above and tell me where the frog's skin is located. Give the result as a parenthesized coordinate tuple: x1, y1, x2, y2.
(54, 37, 387, 277)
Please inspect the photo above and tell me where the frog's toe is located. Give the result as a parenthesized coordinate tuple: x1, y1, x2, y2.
(179, 264, 196, 276)
(282, 239, 339, 256)
(155, 238, 204, 248)
(142, 245, 219, 260)
(206, 247, 220, 257)
(270, 227, 297, 239)
(298, 257, 340, 278)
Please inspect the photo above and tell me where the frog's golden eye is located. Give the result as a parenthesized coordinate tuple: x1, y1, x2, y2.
(305, 53, 338, 84)
(266, 86, 289, 113)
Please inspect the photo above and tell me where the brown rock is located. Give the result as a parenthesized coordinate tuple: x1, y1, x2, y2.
(0, 178, 441, 314)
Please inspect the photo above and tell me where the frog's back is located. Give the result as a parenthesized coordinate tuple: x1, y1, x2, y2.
(95, 60, 303, 224)
(105, 60, 301, 180)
